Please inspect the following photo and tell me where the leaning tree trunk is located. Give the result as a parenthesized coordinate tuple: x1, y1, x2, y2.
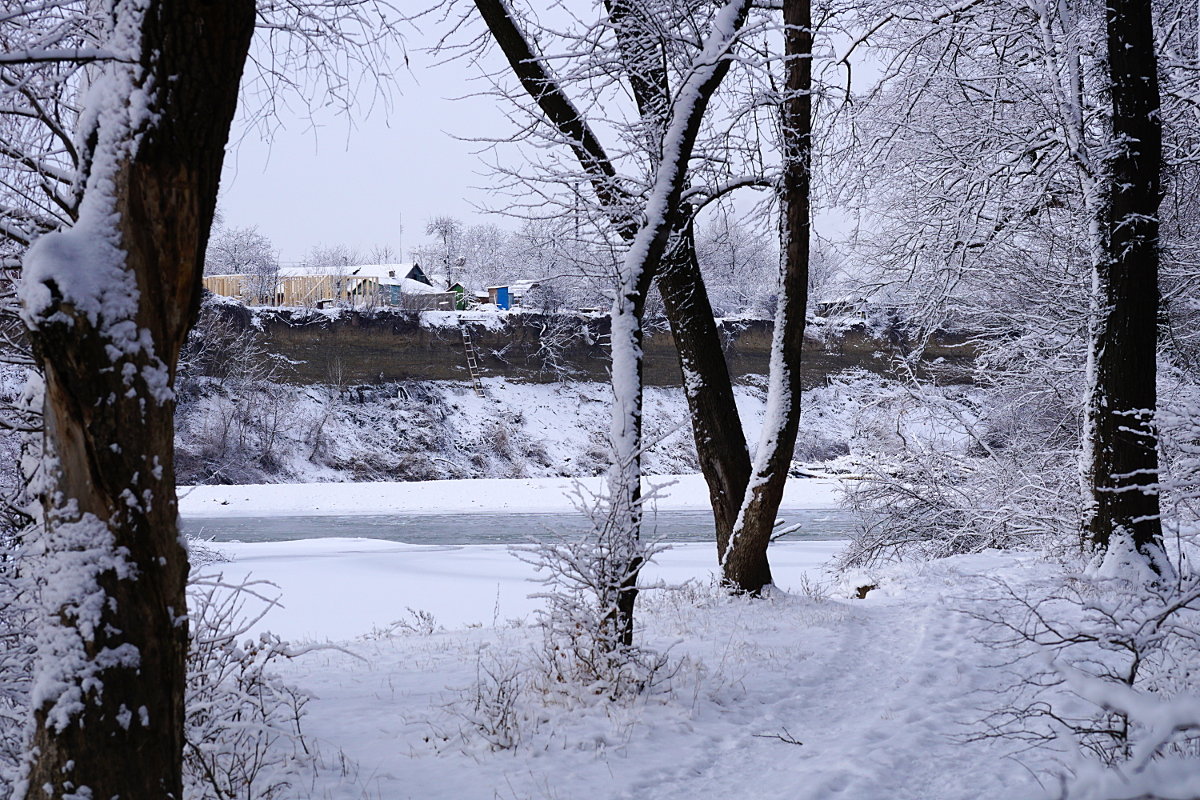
(657, 227, 753, 556)
(474, 0, 760, 610)
(604, 0, 756, 558)
(1083, 0, 1170, 576)
(606, 0, 753, 645)
(721, 0, 811, 594)
(17, 1, 254, 797)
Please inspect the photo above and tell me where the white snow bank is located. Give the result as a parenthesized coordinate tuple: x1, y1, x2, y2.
(196, 538, 847, 641)
(179, 473, 842, 518)
(419, 310, 508, 330)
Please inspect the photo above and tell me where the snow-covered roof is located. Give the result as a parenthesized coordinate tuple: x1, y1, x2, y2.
(275, 263, 419, 281)
(483, 280, 540, 295)
(379, 276, 448, 295)
(256, 264, 448, 295)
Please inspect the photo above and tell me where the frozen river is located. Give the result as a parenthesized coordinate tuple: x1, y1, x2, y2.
(181, 508, 854, 546)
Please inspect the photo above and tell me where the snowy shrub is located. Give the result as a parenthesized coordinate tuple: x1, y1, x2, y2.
(184, 576, 323, 800)
(967, 568, 1200, 798)
(518, 484, 672, 702)
(0, 566, 33, 785)
(443, 482, 675, 752)
(1159, 367, 1200, 534)
(792, 428, 850, 463)
(527, 313, 587, 380)
(454, 650, 528, 751)
(361, 607, 439, 639)
(840, 382, 1079, 566)
(0, 369, 38, 783)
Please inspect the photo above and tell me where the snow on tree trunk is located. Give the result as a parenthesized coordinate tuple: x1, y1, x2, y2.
(607, 0, 753, 645)
(472, 0, 758, 569)
(1083, 0, 1171, 579)
(721, 0, 811, 595)
(13, 1, 254, 797)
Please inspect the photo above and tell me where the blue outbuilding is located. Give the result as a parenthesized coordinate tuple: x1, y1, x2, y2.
(487, 285, 511, 310)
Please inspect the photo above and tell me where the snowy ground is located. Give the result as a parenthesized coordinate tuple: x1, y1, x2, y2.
(184, 477, 1065, 800)
(195, 545, 1052, 800)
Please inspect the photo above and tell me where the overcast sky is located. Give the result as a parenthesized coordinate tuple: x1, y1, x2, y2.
(217, 41, 508, 264)
(214, 16, 862, 267)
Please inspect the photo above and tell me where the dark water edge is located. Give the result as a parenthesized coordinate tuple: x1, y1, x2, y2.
(182, 508, 854, 546)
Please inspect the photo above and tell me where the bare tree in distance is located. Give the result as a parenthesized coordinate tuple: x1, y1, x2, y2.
(205, 224, 280, 304)
(426, 214, 464, 285)
(694, 211, 779, 316)
(370, 242, 402, 264)
(461, 221, 510, 288)
(305, 242, 366, 269)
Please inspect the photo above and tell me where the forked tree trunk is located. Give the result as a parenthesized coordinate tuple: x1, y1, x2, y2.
(1084, 0, 1169, 574)
(604, 0, 756, 563)
(18, 1, 254, 797)
(473, 0, 756, 558)
(606, 0, 754, 643)
(721, 0, 811, 593)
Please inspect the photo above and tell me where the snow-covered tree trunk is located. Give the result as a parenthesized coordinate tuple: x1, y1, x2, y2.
(473, 0, 760, 562)
(602, 0, 757, 567)
(1083, 0, 1170, 576)
(14, 0, 254, 796)
(721, 0, 811, 594)
(607, 0, 753, 644)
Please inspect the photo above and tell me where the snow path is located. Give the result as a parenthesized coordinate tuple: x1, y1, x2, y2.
(248, 552, 1043, 799)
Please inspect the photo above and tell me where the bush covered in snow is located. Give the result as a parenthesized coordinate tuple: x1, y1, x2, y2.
(839, 378, 1082, 566)
(966, 564, 1200, 799)
(184, 577, 323, 800)
(0, 564, 328, 799)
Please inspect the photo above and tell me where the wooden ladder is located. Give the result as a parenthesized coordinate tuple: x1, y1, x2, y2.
(458, 320, 486, 397)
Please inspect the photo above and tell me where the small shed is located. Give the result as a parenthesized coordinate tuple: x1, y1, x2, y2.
(508, 280, 540, 308)
(449, 282, 468, 311)
(487, 286, 511, 310)
(378, 275, 456, 310)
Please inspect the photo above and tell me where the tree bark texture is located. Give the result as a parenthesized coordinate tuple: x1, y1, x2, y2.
(657, 228, 753, 556)
(20, 1, 254, 797)
(720, 0, 811, 593)
(1084, 0, 1167, 568)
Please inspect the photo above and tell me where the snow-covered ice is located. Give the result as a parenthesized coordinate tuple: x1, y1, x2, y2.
(197, 537, 847, 640)
(179, 473, 842, 518)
